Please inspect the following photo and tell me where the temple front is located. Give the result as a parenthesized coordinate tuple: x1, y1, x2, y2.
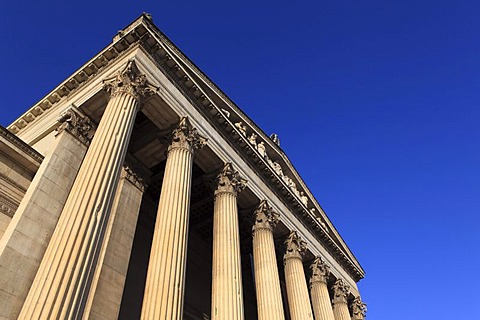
(0, 13, 366, 320)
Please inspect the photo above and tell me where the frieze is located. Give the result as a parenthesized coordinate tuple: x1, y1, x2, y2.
(0, 172, 27, 193)
(0, 150, 37, 179)
(0, 193, 18, 218)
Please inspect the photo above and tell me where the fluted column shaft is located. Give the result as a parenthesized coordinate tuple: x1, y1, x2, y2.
(141, 118, 206, 320)
(84, 163, 148, 319)
(310, 257, 335, 320)
(284, 232, 314, 320)
(211, 163, 247, 320)
(18, 61, 156, 320)
(332, 279, 351, 320)
(0, 107, 93, 320)
(332, 301, 350, 320)
(252, 201, 284, 320)
(311, 281, 335, 320)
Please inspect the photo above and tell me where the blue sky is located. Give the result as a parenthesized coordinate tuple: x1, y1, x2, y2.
(1, 1, 479, 319)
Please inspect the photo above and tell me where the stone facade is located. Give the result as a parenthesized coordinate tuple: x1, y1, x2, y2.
(0, 13, 366, 320)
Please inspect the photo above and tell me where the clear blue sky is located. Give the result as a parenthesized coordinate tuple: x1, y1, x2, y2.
(1, 1, 479, 319)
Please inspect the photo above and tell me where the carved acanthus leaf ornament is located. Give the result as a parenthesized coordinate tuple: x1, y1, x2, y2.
(310, 256, 330, 285)
(284, 231, 307, 261)
(214, 163, 247, 196)
(332, 279, 350, 304)
(168, 117, 207, 153)
(122, 162, 149, 192)
(103, 59, 157, 101)
(351, 296, 367, 319)
(252, 200, 279, 232)
(56, 108, 95, 146)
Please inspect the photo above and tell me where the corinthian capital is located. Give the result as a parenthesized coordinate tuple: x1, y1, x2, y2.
(214, 163, 247, 196)
(351, 296, 367, 319)
(309, 256, 330, 285)
(103, 59, 157, 101)
(168, 117, 207, 153)
(56, 107, 95, 146)
(332, 279, 350, 305)
(252, 200, 279, 232)
(284, 231, 307, 261)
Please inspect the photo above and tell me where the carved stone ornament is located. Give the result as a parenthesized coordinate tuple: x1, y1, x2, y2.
(0, 196, 18, 218)
(234, 121, 247, 136)
(309, 256, 330, 285)
(214, 162, 247, 196)
(332, 279, 350, 305)
(103, 59, 158, 102)
(168, 117, 207, 153)
(122, 164, 148, 192)
(270, 133, 280, 146)
(284, 231, 307, 261)
(248, 133, 257, 147)
(351, 296, 367, 319)
(300, 191, 308, 206)
(252, 200, 280, 232)
(56, 107, 95, 146)
(257, 141, 267, 158)
(122, 159, 150, 192)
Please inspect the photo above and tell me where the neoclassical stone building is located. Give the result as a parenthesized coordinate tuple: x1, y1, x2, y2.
(0, 13, 366, 320)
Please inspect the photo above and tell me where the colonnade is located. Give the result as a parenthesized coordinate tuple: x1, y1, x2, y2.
(16, 60, 366, 320)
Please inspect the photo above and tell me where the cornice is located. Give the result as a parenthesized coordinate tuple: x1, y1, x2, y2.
(6, 20, 151, 135)
(0, 125, 43, 165)
(0, 172, 27, 194)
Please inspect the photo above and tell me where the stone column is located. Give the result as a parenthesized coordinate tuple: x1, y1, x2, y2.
(211, 163, 247, 320)
(284, 231, 314, 320)
(85, 162, 149, 320)
(18, 60, 157, 320)
(350, 296, 367, 320)
(252, 200, 285, 320)
(332, 279, 351, 320)
(0, 107, 94, 320)
(141, 117, 206, 320)
(309, 257, 335, 320)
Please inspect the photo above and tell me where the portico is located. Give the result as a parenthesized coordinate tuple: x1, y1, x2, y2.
(0, 13, 366, 320)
